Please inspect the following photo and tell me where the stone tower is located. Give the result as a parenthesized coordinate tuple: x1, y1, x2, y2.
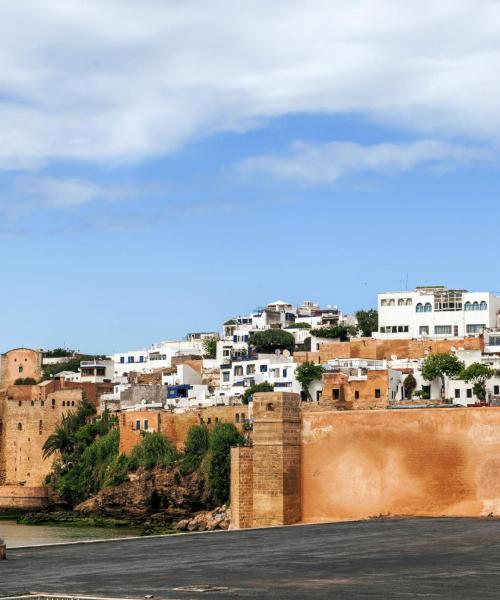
(252, 391, 301, 527)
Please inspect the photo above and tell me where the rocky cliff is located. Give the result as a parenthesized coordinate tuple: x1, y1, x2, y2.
(75, 466, 210, 520)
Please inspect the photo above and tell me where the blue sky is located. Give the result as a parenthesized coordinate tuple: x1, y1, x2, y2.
(1, 1, 500, 353)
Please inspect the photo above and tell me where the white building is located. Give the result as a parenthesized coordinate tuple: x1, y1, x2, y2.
(79, 359, 115, 383)
(112, 338, 207, 377)
(217, 354, 301, 400)
(375, 286, 500, 340)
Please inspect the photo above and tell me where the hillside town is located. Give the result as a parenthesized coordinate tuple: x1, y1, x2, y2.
(1, 285, 500, 498)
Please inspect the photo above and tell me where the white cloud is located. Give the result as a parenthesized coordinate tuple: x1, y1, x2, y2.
(0, 176, 142, 218)
(1, 1, 500, 171)
(236, 140, 490, 184)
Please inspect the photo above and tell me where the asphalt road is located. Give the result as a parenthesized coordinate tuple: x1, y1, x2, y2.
(1, 518, 500, 599)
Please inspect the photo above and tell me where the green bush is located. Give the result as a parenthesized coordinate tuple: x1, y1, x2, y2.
(242, 381, 273, 405)
(180, 425, 209, 474)
(128, 432, 179, 470)
(207, 423, 246, 504)
(311, 325, 358, 341)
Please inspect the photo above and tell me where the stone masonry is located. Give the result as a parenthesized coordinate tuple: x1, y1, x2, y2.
(230, 392, 301, 528)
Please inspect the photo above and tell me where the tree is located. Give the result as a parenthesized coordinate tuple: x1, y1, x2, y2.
(310, 325, 358, 341)
(44, 348, 76, 358)
(403, 373, 417, 399)
(202, 336, 218, 359)
(181, 424, 210, 473)
(285, 322, 311, 330)
(295, 362, 324, 401)
(242, 381, 273, 405)
(207, 423, 246, 504)
(355, 309, 378, 338)
(249, 329, 295, 354)
(421, 353, 464, 399)
(460, 363, 494, 402)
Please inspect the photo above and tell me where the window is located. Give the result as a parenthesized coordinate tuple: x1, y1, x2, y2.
(494, 385, 500, 396)
(333, 389, 340, 400)
(235, 414, 240, 423)
(375, 389, 381, 398)
(419, 326, 429, 336)
(207, 417, 212, 424)
(464, 302, 472, 311)
(354, 390, 360, 400)
(51, 398, 56, 408)
(139, 356, 144, 363)
(480, 301, 488, 310)
(466, 389, 473, 399)
(473, 302, 480, 311)
(234, 366, 243, 376)
(17, 422, 22, 431)
(215, 417, 219, 424)
(489, 336, 500, 347)
(222, 372, 230, 383)
(455, 389, 461, 399)
(135, 420, 140, 430)
(143, 419, 149, 430)
(241, 413, 245, 422)
(18, 366, 23, 373)
(406, 299, 413, 306)
(246, 364, 255, 375)
(381, 299, 388, 306)
(62, 401, 65, 407)
(424, 303, 432, 312)
(416, 303, 424, 313)
(466, 324, 486, 334)
(128, 356, 135, 363)
(388, 299, 395, 306)
(260, 364, 268, 373)
(39, 420, 42, 435)
(282, 368, 288, 377)
(398, 298, 405, 306)
(120, 356, 125, 363)
(434, 325, 452, 335)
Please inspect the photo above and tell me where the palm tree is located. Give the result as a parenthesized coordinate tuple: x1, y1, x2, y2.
(42, 417, 76, 459)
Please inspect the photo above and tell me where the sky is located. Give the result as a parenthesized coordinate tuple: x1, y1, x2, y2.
(2, 0, 500, 353)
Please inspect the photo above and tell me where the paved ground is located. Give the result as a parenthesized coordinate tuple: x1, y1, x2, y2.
(1, 518, 500, 599)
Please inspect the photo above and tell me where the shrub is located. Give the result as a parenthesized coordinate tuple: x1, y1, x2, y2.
(128, 432, 179, 471)
(181, 425, 209, 474)
(311, 325, 358, 341)
(242, 381, 273, 405)
(207, 423, 246, 504)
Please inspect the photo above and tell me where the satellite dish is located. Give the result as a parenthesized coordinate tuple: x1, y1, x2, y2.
(283, 349, 291, 358)
(275, 349, 281, 356)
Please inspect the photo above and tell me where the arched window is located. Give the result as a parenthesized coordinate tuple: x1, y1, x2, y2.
(416, 303, 424, 313)
(406, 299, 413, 306)
(398, 299, 405, 306)
(473, 302, 480, 311)
(424, 303, 432, 312)
(480, 301, 487, 311)
(388, 299, 396, 306)
(17, 422, 22, 431)
(381, 299, 387, 306)
(465, 302, 472, 311)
